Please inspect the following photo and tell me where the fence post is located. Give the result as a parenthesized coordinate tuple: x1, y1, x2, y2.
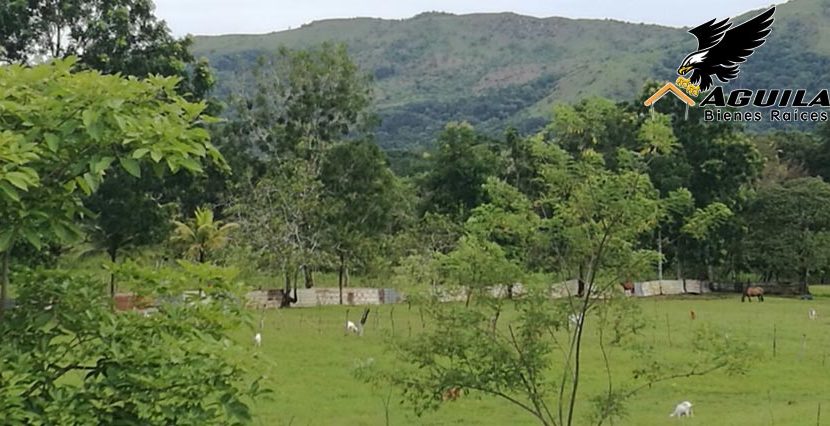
(773, 325, 777, 358)
(816, 402, 821, 426)
(390, 306, 395, 337)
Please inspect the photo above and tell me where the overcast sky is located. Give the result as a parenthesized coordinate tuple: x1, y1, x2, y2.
(154, 0, 784, 37)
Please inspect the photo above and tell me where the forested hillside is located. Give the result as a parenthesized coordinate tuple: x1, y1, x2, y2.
(193, 0, 830, 149)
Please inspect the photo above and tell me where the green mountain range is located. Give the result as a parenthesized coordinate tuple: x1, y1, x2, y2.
(193, 0, 830, 150)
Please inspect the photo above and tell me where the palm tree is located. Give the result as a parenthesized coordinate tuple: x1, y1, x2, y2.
(171, 207, 239, 263)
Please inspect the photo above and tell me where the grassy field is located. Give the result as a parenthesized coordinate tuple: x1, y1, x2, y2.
(238, 287, 830, 426)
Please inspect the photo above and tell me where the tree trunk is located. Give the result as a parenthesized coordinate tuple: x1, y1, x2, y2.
(0, 246, 11, 319)
(801, 266, 810, 295)
(109, 247, 118, 299)
(338, 252, 345, 305)
(280, 268, 297, 308)
(577, 263, 585, 297)
(197, 249, 205, 298)
(705, 244, 714, 283)
(657, 229, 663, 282)
(303, 265, 314, 289)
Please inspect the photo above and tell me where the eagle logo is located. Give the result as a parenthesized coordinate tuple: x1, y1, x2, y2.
(677, 7, 775, 92)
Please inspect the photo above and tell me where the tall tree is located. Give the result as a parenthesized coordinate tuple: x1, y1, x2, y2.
(320, 140, 398, 302)
(422, 122, 500, 221)
(231, 160, 325, 301)
(0, 1, 207, 89)
(79, 175, 175, 296)
(223, 43, 375, 288)
(0, 1, 226, 285)
(742, 178, 830, 293)
(440, 234, 523, 307)
(218, 42, 374, 178)
(547, 98, 639, 162)
(631, 82, 763, 280)
(0, 58, 222, 316)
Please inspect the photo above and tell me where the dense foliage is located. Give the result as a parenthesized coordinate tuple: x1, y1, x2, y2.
(0, 264, 263, 425)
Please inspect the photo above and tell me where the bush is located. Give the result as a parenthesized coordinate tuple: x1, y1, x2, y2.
(0, 264, 265, 425)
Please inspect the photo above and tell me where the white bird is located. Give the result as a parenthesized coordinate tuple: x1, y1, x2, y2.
(809, 308, 817, 320)
(345, 320, 360, 334)
(254, 332, 262, 347)
(669, 401, 693, 417)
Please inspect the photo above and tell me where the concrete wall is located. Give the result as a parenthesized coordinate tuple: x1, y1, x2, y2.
(245, 289, 284, 309)
(243, 278, 759, 309)
(247, 288, 402, 308)
(550, 280, 580, 298)
(634, 280, 711, 296)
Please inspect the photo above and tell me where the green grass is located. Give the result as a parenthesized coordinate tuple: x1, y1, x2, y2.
(237, 289, 830, 425)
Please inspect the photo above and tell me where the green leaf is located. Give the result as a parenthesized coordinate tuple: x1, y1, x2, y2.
(132, 148, 150, 159)
(119, 157, 141, 178)
(75, 176, 91, 196)
(0, 229, 15, 252)
(50, 222, 71, 242)
(106, 98, 125, 109)
(83, 172, 100, 194)
(150, 150, 163, 162)
(63, 179, 77, 193)
(44, 133, 60, 152)
(152, 161, 166, 178)
(82, 109, 97, 128)
(21, 227, 42, 250)
(94, 157, 115, 174)
(179, 157, 203, 173)
(0, 181, 20, 202)
(50, 221, 81, 244)
(4, 171, 33, 191)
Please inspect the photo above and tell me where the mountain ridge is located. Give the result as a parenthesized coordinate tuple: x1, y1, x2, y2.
(193, 0, 830, 149)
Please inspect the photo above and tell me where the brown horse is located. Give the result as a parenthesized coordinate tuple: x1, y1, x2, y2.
(742, 286, 764, 302)
(620, 281, 635, 296)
